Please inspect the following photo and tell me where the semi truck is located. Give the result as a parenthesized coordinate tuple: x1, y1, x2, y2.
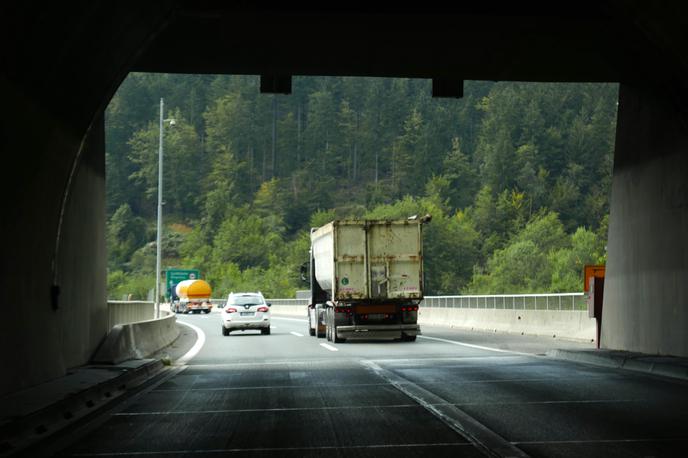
(307, 218, 427, 342)
(171, 279, 213, 314)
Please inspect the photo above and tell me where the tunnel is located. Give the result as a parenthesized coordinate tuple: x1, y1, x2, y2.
(1, 2, 687, 399)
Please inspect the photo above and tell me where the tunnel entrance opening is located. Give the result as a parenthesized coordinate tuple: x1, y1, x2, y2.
(5, 6, 688, 455)
(105, 74, 617, 308)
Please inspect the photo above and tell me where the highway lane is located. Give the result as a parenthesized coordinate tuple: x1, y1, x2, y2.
(56, 312, 688, 457)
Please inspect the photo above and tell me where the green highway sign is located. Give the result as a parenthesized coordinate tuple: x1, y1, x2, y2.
(165, 268, 200, 298)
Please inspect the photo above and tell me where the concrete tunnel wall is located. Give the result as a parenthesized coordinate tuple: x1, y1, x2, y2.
(0, 95, 108, 397)
(603, 84, 688, 357)
(0, 3, 173, 397)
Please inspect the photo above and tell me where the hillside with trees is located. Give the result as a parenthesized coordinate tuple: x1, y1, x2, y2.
(106, 74, 616, 299)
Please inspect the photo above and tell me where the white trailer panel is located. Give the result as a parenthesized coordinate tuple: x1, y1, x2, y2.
(311, 220, 423, 302)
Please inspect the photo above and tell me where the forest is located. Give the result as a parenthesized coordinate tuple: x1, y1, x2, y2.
(105, 74, 617, 300)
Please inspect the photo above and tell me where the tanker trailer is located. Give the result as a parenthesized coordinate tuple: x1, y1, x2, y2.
(307, 219, 426, 342)
(172, 279, 213, 314)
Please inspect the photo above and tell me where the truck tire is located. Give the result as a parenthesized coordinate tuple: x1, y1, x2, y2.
(326, 309, 333, 342)
(401, 333, 417, 342)
(308, 317, 316, 336)
(315, 306, 326, 338)
(333, 325, 346, 343)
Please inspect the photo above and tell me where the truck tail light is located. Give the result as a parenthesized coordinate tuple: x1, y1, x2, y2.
(257, 306, 269, 312)
(401, 306, 419, 312)
(335, 307, 353, 315)
(225, 307, 237, 313)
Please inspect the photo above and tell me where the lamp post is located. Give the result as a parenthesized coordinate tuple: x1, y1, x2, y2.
(155, 98, 175, 318)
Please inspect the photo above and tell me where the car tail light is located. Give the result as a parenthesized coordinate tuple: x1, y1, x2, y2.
(257, 306, 269, 312)
(225, 307, 237, 313)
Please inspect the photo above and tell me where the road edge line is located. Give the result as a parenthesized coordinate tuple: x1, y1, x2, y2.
(176, 320, 206, 365)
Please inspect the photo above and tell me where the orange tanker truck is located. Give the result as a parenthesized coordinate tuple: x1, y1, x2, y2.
(171, 279, 213, 314)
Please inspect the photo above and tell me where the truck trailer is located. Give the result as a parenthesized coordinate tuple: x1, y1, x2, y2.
(307, 219, 426, 342)
(171, 279, 213, 314)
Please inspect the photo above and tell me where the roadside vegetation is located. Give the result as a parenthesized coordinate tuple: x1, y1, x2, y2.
(106, 75, 615, 299)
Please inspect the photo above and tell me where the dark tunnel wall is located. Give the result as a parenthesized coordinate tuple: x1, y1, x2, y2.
(1, 2, 687, 395)
(0, 3, 176, 396)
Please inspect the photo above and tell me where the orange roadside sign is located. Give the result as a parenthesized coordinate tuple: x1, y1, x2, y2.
(584, 265, 605, 292)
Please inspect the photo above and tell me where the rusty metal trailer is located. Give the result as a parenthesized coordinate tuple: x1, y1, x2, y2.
(307, 219, 425, 342)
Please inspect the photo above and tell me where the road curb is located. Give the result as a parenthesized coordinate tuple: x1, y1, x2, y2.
(546, 349, 688, 381)
(0, 359, 165, 456)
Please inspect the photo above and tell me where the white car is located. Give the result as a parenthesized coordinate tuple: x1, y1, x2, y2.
(221, 292, 271, 336)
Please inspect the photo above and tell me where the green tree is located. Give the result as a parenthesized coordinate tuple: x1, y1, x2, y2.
(441, 138, 478, 210)
(128, 110, 203, 218)
(107, 204, 147, 268)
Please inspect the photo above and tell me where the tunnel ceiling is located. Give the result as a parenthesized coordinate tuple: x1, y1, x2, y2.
(3, 1, 688, 138)
(131, 2, 687, 85)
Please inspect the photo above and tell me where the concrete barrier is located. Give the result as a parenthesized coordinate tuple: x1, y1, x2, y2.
(268, 304, 306, 317)
(107, 301, 155, 328)
(418, 307, 596, 342)
(92, 312, 180, 364)
(264, 299, 596, 342)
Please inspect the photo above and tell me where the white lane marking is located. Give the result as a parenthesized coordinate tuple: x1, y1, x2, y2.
(184, 358, 339, 368)
(154, 381, 393, 392)
(176, 320, 206, 365)
(68, 442, 471, 455)
(320, 343, 339, 352)
(418, 335, 532, 356)
(114, 403, 419, 415)
(290, 331, 304, 337)
(115, 398, 640, 417)
(271, 316, 308, 323)
(513, 438, 688, 446)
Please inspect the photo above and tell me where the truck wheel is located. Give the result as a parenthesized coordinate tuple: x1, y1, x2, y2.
(326, 310, 333, 342)
(333, 326, 346, 344)
(222, 326, 229, 336)
(401, 333, 417, 342)
(308, 318, 316, 336)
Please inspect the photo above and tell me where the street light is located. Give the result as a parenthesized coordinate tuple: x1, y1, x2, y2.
(155, 98, 175, 318)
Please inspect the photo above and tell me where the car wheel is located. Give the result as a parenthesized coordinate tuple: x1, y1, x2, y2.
(222, 326, 229, 336)
(204, 309, 210, 314)
(261, 327, 271, 335)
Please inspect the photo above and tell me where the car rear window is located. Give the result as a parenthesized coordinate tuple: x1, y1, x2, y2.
(228, 295, 264, 306)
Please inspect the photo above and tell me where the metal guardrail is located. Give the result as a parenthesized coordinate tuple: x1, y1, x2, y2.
(267, 298, 309, 306)
(261, 293, 586, 311)
(421, 293, 586, 311)
(142, 293, 586, 313)
(107, 300, 155, 328)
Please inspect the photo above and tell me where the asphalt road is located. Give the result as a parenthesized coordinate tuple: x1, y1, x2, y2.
(55, 312, 688, 457)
